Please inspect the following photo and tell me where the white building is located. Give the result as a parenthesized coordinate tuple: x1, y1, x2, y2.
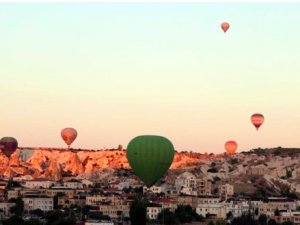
(181, 187, 198, 196)
(23, 179, 57, 189)
(7, 189, 20, 200)
(23, 197, 54, 211)
(175, 172, 211, 196)
(197, 196, 220, 205)
(147, 204, 162, 220)
(196, 204, 227, 218)
(111, 181, 130, 191)
(63, 180, 83, 189)
(218, 184, 234, 200)
(81, 179, 95, 188)
(196, 201, 250, 219)
(227, 201, 250, 218)
(143, 185, 166, 194)
(0, 202, 15, 218)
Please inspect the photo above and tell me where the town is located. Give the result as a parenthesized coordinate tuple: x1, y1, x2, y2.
(0, 148, 299, 225)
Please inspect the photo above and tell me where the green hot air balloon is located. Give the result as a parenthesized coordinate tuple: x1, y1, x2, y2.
(126, 135, 175, 187)
(0, 137, 18, 158)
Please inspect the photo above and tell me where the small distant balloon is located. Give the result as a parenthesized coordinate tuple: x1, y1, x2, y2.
(251, 113, 264, 130)
(221, 22, 230, 33)
(0, 137, 18, 158)
(225, 140, 237, 155)
(61, 128, 77, 149)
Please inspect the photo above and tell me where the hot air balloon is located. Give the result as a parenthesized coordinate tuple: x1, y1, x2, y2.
(221, 22, 230, 33)
(0, 137, 18, 158)
(126, 135, 175, 187)
(61, 128, 77, 149)
(225, 140, 237, 155)
(251, 113, 264, 130)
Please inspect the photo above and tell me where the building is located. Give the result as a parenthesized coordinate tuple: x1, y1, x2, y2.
(23, 179, 57, 189)
(86, 194, 131, 218)
(42, 187, 75, 198)
(7, 189, 20, 200)
(272, 211, 300, 225)
(23, 196, 54, 211)
(98, 204, 130, 219)
(175, 172, 211, 196)
(196, 204, 227, 218)
(143, 185, 166, 194)
(156, 198, 177, 212)
(0, 202, 15, 218)
(63, 179, 83, 189)
(218, 184, 234, 200)
(198, 179, 212, 196)
(197, 196, 220, 205)
(258, 198, 296, 217)
(226, 201, 250, 218)
(147, 203, 162, 220)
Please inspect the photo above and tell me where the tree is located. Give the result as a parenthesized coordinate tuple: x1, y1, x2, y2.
(2, 215, 24, 225)
(30, 209, 44, 217)
(45, 210, 76, 225)
(158, 209, 180, 225)
(225, 211, 233, 221)
(274, 208, 280, 216)
(129, 195, 148, 225)
(175, 205, 193, 223)
(281, 222, 294, 225)
(10, 197, 24, 216)
(89, 212, 110, 220)
(231, 213, 257, 225)
(208, 221, 215, 225)
(258, 214, 268, 225)
(216, 219, 227, 225)
(24, 219, 43, 225)
(268, 219, 278, 225)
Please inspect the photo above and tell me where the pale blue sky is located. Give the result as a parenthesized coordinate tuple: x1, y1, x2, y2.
(1, 3, 300, 153)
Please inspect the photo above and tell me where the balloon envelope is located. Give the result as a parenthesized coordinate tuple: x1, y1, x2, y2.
(61, 128, 77, 148)
(0, 137, 18, 158)
(221, 22, 230, 33)
(225, 140, 237, 155)
(251, 113, 264, 130)
(126, 135, 175, 187)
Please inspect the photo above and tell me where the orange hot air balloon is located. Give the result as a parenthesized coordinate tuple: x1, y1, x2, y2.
(61, 128, 77, 149)
(221, 22, 230, 33)
(251, 113, 264, 130)
(225, 140, 237, 155)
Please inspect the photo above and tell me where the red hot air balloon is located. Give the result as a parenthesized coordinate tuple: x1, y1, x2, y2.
(225, 140, 237, 155)
(251, 113, 264, 130)
(61, 128, 77, 149)
(221, 22, 230, 33)
(0, 137, 18, 158)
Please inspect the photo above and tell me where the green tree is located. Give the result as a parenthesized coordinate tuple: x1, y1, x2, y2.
(175, 205, 193, 223)
(129, 195, 148, 225)
(208, 221, 215, 225)
(216, 219, 227, 225)
(30, 209, 44, 217)
(267, 219, 278, 225)
(226, 211, 233, 220)
(2, 215, 24, 225)
(281, 222, 294, 225)
(274, 208, 280, 216)
(158, 209, 180, 225)
(24, 219, 43, 225)
(10, 197, 24, 216)
(258, 214, 268, 225)
(231, 213, 257, 225)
